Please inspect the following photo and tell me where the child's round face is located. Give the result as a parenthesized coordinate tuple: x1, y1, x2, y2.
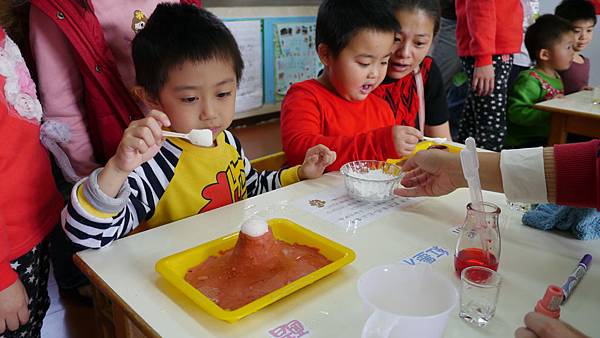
(157, 59, 237, 140)
(323, 29, 395, 101)
(571, 19, 595, 52)
(549, 32, 575, 71)
(388, 9, 435, 80)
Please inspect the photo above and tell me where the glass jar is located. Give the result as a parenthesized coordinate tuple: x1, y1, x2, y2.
(454, 202, 501, 277)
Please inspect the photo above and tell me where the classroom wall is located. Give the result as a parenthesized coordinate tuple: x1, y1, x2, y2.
(540, 0, 600, 85)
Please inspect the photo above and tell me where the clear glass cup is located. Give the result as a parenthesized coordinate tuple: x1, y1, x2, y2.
(459, 266, 502, 327)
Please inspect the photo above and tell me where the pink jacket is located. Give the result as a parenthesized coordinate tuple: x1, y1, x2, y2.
(30, 0, 200, 179)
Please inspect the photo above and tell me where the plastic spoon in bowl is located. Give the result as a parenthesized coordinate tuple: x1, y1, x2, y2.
(162, 129, 213, 147)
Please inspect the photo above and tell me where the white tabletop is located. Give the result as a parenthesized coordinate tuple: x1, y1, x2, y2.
(77, 173, 600, 338)
(534, 89, 600, 118)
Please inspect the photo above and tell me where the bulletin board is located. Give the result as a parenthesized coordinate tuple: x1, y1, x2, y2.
(263, 16, 322, 103)
(223, 19, 264, 113)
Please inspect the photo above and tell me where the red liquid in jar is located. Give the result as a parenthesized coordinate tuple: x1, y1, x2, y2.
(454, 248, 498, 277)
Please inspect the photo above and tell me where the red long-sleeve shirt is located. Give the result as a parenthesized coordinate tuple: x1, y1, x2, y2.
(455, 0, 523, 66)
(554, 139, 600, 210)
(281, 79, 399, 171)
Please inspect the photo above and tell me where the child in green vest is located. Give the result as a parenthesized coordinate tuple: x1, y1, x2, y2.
(505, 14, 575, 148)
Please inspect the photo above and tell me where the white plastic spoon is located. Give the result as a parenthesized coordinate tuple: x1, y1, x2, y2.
(162, 129, 213, 147)
(422, 136, 447, 144)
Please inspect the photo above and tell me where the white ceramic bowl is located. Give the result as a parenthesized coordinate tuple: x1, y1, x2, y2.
(340, 160, 404, 202)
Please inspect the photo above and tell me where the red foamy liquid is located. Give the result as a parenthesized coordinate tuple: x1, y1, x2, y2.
(454, 248, 499, 277)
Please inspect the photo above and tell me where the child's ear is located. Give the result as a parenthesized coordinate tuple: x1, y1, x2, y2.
(317, 43, 332, 67)
(538, 48, 551, 62)
(131, 86, 162, 110)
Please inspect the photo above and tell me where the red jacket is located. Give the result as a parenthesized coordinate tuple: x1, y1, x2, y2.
(455, 0, 523, 67)
(281, 80, 399, 171)
(29, 0, 201, 164)
(0, 72, 63, 290)
(554, 139, 600, 211)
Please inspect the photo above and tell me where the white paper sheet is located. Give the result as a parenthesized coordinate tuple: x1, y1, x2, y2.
(224, 20, 263, 113)
(293, 187, 421, 231)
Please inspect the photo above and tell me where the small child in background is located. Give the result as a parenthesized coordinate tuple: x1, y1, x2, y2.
(281, 0, 422, 171)
(555, 0, 597, 94)
(505, 15, 575, 148)
(62, 4, 335, 249)
(0, 27, 64, 336)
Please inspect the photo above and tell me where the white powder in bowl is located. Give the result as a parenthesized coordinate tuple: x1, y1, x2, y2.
(346, 169, 395, 181)
(341, 161, 403, 201)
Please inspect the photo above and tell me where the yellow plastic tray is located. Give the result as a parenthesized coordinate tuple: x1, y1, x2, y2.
(387, 140, 462, 166)
(155, 218, 356, 323)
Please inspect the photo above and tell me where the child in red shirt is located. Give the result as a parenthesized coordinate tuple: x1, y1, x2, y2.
(0, 27, 63, 337)
(281, 0, 423, 171)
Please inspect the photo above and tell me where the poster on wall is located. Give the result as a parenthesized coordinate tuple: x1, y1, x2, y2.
(274, 22, 322, 100)
(224, 20, 263, 113)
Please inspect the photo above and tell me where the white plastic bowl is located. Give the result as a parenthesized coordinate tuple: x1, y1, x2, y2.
(340, 160, 403, 202)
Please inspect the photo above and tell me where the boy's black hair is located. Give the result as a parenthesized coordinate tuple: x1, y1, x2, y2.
(316, 0, 400, 57)
(555, 0, 597, 25)
(132, 3, 244, 98)
(525, 14, 573, 64)
(390, 0, 441, 35)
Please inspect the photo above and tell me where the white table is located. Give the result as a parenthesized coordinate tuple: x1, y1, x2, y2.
(76, 173, 600, 338)
(533, 89, 600, 145)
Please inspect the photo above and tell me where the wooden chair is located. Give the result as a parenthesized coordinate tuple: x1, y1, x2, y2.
(250, 151, 287, 171)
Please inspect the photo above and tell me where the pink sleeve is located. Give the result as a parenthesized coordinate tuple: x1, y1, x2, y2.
(29, 6, 99, 177)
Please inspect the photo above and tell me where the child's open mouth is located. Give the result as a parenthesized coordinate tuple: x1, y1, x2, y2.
(360, 84, 373, 94)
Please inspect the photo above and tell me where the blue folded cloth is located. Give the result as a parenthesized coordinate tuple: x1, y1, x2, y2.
(522, 204, 600, 240)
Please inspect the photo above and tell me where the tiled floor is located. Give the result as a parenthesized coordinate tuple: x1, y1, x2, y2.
(41, 268, 98, 338)
(40, 118, 282, 338)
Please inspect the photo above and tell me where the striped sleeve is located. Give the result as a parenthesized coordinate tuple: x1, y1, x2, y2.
(61, 141, 181, 249)
(223, 131, 300, 198)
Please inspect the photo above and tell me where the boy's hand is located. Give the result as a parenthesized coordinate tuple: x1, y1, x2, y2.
(555, 94, 565, 99)
(393, 126, 423, 157)
(298, 144, 336, 180)
(581, 86, 593, 91)
(473, 64, 495, 97)
(0, 279, 29, 334)
(110, 110, 171, 174)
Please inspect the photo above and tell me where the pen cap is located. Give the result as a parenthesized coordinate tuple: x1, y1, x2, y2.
(581, 254, 592, 268)
(535, 285, 563, 319)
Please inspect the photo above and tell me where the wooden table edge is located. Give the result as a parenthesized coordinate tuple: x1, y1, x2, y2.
(533, 103, 600, 119)
(74, 254, 161, 338)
